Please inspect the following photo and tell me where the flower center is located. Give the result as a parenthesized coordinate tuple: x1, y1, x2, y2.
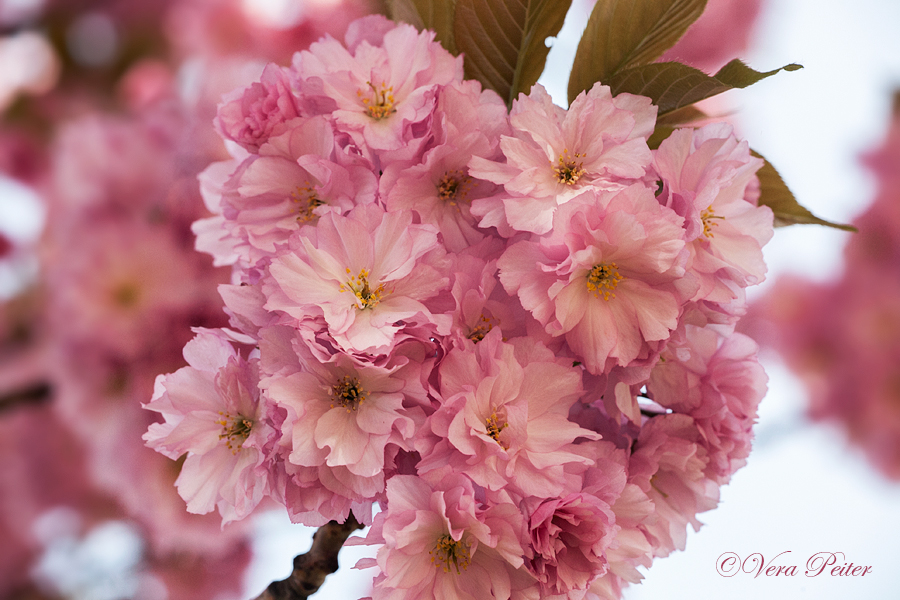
(467, 314, 496, 343)
(701, 205, 724, 238)
(339, 268, 386, 310)
(358, 81, 396, 120)
(552, 149, 586, 185)
(586, 262, 624, 301)
(437, 170, 471, 205)
(430, 534, 471, 574)
(216, 412, 253, 453)
(330, 375, 367, 412)
(484, 411, 508, 448)
(112, 281, 140, 308)
(291, 182, 324, 222)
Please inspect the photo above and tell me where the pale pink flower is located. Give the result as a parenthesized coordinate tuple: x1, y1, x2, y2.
(259, 325, 423, 509)
(652, 124, 772, 307)
(216, 63, 302, 152)
(220, 116, 378, 264)
(263, 205, 451, 355)
(498, 185, 692, 374)
(417, 332, 598, 497)
(351, 473, 539, 600)
(470, 83, 656, 235)
(628, 415, 719, 557)
(648, 325, 766, 484)
(444, 247, 534, 348)
(45, 221, 212, 360)
(291, 15, 462, 152)
(144, 329, 273, 524)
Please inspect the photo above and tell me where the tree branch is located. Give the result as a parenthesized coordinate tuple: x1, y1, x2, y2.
(0, 381, 52, 412)
(252, 513, 364, 600)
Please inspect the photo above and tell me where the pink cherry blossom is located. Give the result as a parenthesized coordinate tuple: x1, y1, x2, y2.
(470, 83, 656, 235)
(216, 63, 302, 153)
(217, 116, 378, 265)
(258, 325, 424, 520)
(648, 325, 766, 484)
(417, 331, 598, 497)
(263, 204, 451, 355)
(652, 124, 773, 308)
(628, 415, 719, 557)
(351, 473, 539, 600)
(144, 329, 274, 524)
(498, 184, 692, 374)
(291, 14, 462, 153)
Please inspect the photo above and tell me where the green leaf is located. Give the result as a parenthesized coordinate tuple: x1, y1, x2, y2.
(386, 0, 458, 54)
(568, 0, 707, 104)
(454, 0, 572, 108)
(606, 60, 802, 117)
(752, 151, 857, 232)
(654, 104, 707, 127)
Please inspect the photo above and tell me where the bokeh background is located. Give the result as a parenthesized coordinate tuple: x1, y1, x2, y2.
(2, 0, 900, 599)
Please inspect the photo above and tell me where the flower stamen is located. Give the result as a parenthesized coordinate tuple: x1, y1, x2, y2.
(701, 205, 724, 238)
(357, 81, 396, 120)
(586, 262, 624, 301)
(330, 375, 367, 412)
(467, 314, 496, 343)
(339, 267, 386, 309)
(291, 182, 324, 222)
(437, 169, 471, 205)
(429, 534, 471, 574)
(484, 411, 508, 448)
(216, 412, 253, 453)
(552, 148, 586, 185)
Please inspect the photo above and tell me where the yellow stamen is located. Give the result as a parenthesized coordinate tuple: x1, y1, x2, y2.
(552, 148, 587, 185)
(467, 314, 496, 343)
(291, 182, 324, 222)
(330, 375, 367, 412)
(358, 81, 396, 120)
(437, 169, 471, 205)
(216, 412, 253, 453)
(701, 205, 724, 238)
(484, 412, 508, 448)
(429, 534, 471, 574)
(112, 282, 140, 308)
(338, 268, 386, 309)
(586, 262, 624, 301)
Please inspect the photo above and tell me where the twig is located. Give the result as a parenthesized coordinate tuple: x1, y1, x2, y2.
(0, 381, 52, 412)
(252, 513, 364, 600)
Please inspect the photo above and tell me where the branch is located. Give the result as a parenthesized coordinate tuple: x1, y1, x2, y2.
(252, 513, 364, 600)
(0, 381, 52, 412)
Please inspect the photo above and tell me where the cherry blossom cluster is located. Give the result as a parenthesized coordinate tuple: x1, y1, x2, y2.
(749, 97, 900, 480)
(0, 1, 380, 595)
(144, 15, 773, 599)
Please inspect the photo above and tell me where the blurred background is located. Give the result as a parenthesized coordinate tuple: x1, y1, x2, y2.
(2, 0, 900, 599)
